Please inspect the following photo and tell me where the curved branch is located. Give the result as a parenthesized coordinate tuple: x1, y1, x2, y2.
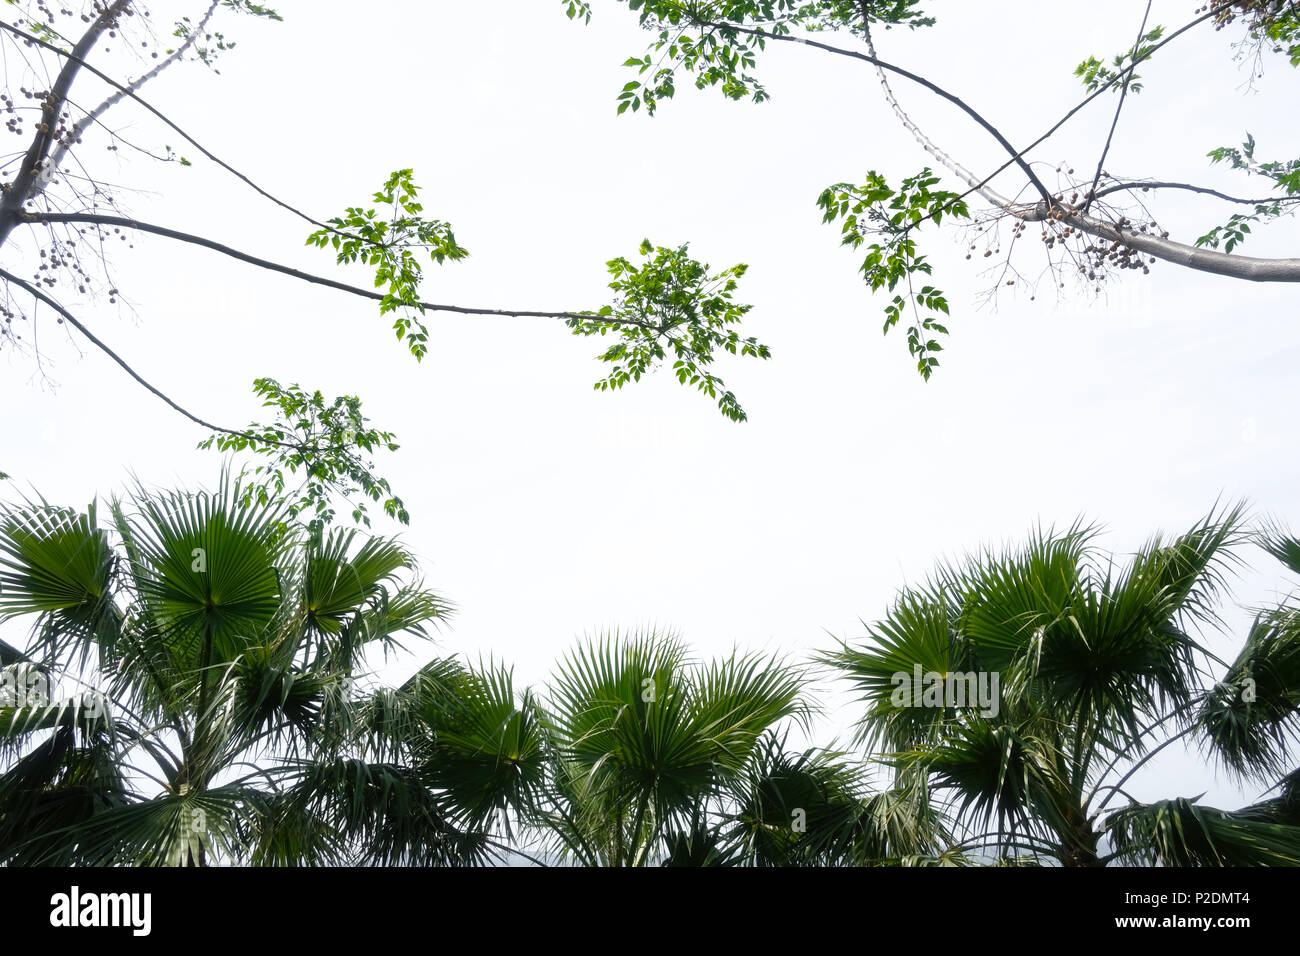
(888, 2, 1238, 240)
(23, 211, 659, 329)
(1017, 200, 1300, 281)
(0, 265, 299, 447)
(1082, 707, 1188, 815)
(0, 14, 333, 235)
(710, 14, 1054, 206)
(40, 0, 222, 192)
(858, 4, 1013, 209)
(0, 1, 131, 244)
(1092, 724, 1198, 816)
(1092, 179, 1300, 206)
(724, 0, 1238, 236)
(483, 836, 549, 867)
(846, 0, 1299, 281)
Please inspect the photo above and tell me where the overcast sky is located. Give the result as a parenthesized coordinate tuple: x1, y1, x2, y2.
(3, 0, 1299, 812)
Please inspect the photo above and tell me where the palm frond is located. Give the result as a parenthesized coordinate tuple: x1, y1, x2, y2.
(1195, 607, 1300, 780)
(1106, 795, 1300, 866)
(0, 499, 120, 670)
(117, 478, 290, 666)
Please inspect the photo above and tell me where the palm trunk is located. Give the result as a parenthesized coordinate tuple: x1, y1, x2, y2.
(1058, 808, 1105, 867)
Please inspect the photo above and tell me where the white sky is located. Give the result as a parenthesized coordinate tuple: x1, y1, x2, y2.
(3, 0, 1299, 814)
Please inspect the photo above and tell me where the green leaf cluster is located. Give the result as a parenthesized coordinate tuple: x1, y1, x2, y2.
(606, 1, 932, 115)
(197, 378, 406, 538)
(1197, 134, 1300, 252)
(307, 169, 469, 362)
(1073, 26, 1166, 95)
(569, 239, 769, 422)
(817, 168, 966, 379)
(559, 0, 592, 24)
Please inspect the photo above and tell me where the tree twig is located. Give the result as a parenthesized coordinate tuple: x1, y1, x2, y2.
(1092, 179, 1299, 206)
(1087, 1, 1153, 210)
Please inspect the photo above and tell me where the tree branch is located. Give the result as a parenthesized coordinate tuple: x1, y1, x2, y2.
(22, 211, 660, 329)
(691, 11, 1054, 205)
(843, 2, 1297, 281)
(1086, 1, 1152, 209)
(0, 13, 334, 236)
(39, 0, 222, 195)
(1091, 725, 1198, 816)
(0, 265, 300, 447)
(1017, 200, 1300, 281)
(857, 3, 1015, 210)
(0, 1, 131, 245)
(882, 2, 1239, 241)
(1092, 179, 1300, 206)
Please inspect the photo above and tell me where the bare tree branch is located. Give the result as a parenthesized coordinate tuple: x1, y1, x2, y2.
(39, 0, 222, 194)
(860, 2, 1240, 245)
(0, 264, 300, 447)
(857, 3, 1014, 209)
(1092, 180, 1300, 206)
(1087, 1, 1152, 208)
(706, 13, 1055, 206)
(842, 1, 1298, 282)
(1017, 200, 1300, 281)
(0, 1, 130, 246)
(22, 211, 662, 329)
(0, 12, 334, 236)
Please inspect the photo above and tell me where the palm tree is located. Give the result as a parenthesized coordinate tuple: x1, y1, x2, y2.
(712, 729, 947, 866)
(0, 474, 455, 865)
(386, 629, 944, 865)
(536, 630, 815, 866)
(825, 503, 1300, 866)
(0, 480, 940, 866)
(291, 653, 552, 865)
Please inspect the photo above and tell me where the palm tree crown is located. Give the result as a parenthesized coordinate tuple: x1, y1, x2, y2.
(825, 504, 1300, 866)
(0, 475, 450, 865)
